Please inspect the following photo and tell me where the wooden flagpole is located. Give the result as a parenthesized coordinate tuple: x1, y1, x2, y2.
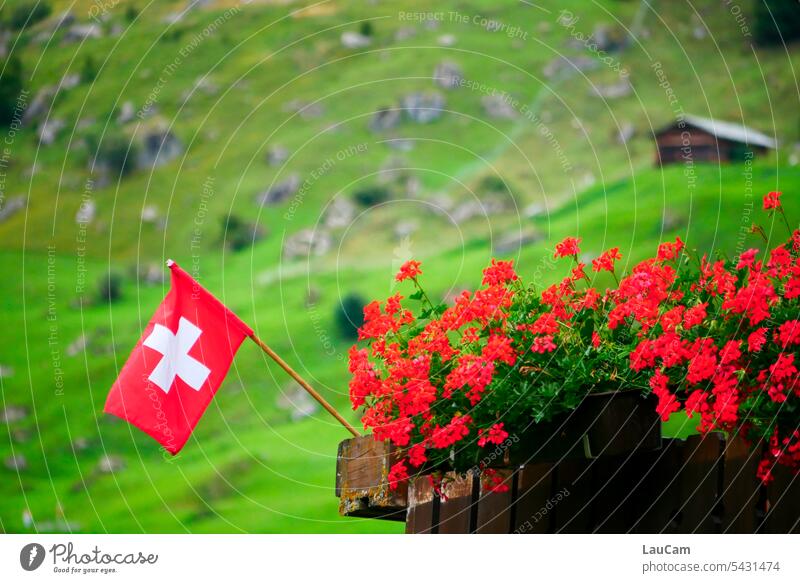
(249, 334, 361, 437)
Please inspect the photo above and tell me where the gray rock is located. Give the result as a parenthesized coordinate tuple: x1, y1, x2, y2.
(140, 205, 160, 224)
(265, 145, 290, 166)
(255, 174, 300, 206)
(616, 122, 635, 145)
(138, 130, 184, 169)
(401, 92, 446, 124)
(283, 229, 333, 261)
(4, 454, 27, 472)
(493, 229, 544, 255)
(66, 334, 88, 357)
(283, 99, 325, 120)
(394, 220, 418, 239)
(52, 11, 75, 32)
(75, 199, 96, 224)
(340, 31, 371, 49)
(22, 86, 56, 125)
(323, 197, 356, 229)
(96, 454, 125, 474)
(394, 26, 417, 41)
(369, 107, 402, 132)
(276, 383, 319, 422)
(384, 138, 414, 151)
(590, 78, 632, 99)
(117, 101, 135, 124)
(0, 196, 26, 223)
(437, 34, 456, 46)
(591, 23, 629, 52)
(0, 405, 27, 423)
(58, 73, 81, 91)
(482, 94, 517, 119)
(433, 61, 463, 89)
(64, 24, 102, 43)
(134, 263, 166, 286)
(38, 118, 66, 146)
(543, 55, 597, 80)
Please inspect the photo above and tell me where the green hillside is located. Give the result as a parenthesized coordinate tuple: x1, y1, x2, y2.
(0, 0, 798, 533)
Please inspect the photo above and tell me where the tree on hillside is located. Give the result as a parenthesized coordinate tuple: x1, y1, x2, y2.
(7, 1, 51, 30)
(0, 56, 24, 127)
(754, 0, 800, 45)
(335, 293, 366, 340)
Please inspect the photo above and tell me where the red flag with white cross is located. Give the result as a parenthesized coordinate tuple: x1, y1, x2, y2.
(104, 260, 253, 454)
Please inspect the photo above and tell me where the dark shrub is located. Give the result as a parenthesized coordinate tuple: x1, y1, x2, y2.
(222, 214, 265, 252)
(85, 131, 138, 177)
(359, 21, 374, 37)
(335, 293, 366, 340)
(0, 56, 24, 126)
(97, 272, 123, 304)
(754, 0, 800, 45)
(352, 185, 390, 207)
(81, 56, 97, 84)
(8, 1, 51, 30)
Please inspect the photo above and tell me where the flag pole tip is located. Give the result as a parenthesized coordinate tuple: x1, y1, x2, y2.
(166, 259, 175, 268)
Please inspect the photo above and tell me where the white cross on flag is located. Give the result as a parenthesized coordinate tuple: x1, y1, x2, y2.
(104, 261, 253, 454)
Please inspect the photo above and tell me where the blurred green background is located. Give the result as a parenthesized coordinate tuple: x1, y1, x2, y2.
(0, 0, 798, 533)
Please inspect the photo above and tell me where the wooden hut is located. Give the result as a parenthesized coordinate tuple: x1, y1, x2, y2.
(653, 115, 776, 166)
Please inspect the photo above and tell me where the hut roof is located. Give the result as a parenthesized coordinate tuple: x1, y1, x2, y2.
(655, 115, 777, 149)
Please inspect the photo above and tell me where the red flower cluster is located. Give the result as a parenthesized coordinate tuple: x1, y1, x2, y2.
(349, 196, 800, 489)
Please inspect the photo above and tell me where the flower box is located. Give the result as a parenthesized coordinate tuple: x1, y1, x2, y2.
(336, 432, 800, 533)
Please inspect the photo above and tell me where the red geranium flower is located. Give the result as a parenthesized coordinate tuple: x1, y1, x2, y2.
(554, 236, 581, 258)
(763, 191, 782, 210)
(592, 247, 622, 273)
(396, 260, 422, 282)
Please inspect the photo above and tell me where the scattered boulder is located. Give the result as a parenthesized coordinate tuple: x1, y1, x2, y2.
(590, 78, 632, 99)
(140, 205, 160, 224)
(304, 286, 320, 307)
(369, 107, 402, 132)
(58, 73, 81, 91)
(437, 34, 456, 46)
(493, 229, 544, 255)
(384, 138, 414, 152)
(482, 94, 517, 119)
(22, 86, 55, 125)
(96, 454, 125, 474)
(4, 454, 27, 472)
(283, 229, 333, 260)
(661, 211, 686, 232)
(265, 145, 290, 166)
(51, 10, 76, 32)
(323, 197, 356, 229)
(615, 122, 635, 145)
(133, 263, 166, 286)
(276, 383, 319, 422)
(591, 23, 629, 52)
(0, 405, 27, 423)
(117, 101, 135, 124)
(433, 60, 463, 89)
(543, 55, 597, 79)
(394, 26, 417, 41)
(394, 220, 418, 240)
(0, 196, 26, 223)
(255, 174, 300, 206)
(75, 199, 96, 224)
(137, 130, 183, 169)
(401, 92, 446, 124)
(65, 334, 88, 357)
(64, 24, 102, 43)
(38, 118, 65, 146)
(283, 99, 325, 120)
(340, 31, 371, 49)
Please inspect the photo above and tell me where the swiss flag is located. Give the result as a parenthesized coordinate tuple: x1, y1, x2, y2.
(104, 261, 253, 454)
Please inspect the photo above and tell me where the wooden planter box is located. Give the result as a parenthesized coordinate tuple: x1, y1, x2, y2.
(336, 423, 800, 532)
